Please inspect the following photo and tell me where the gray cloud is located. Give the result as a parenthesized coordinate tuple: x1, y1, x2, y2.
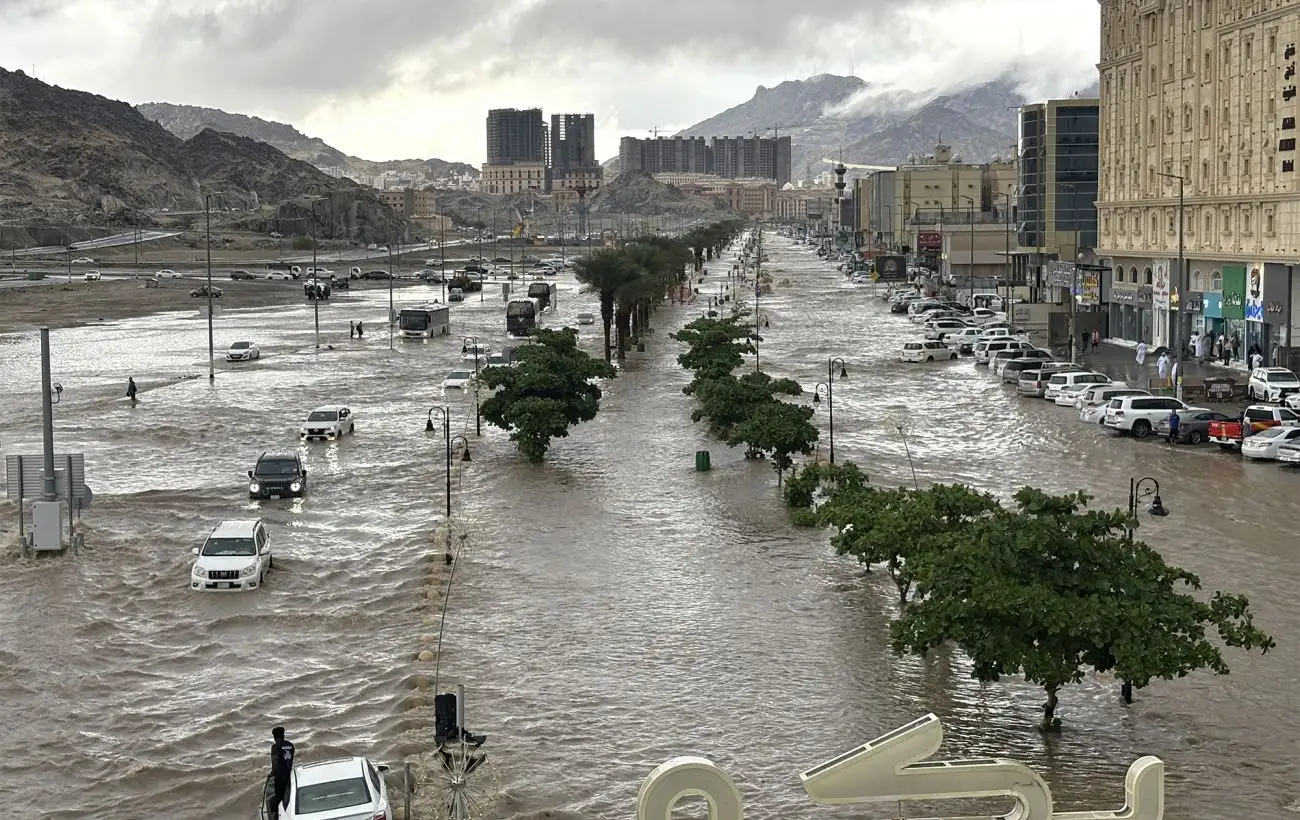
(506, 0, 937, 64)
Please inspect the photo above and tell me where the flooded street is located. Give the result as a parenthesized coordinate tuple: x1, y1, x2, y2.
(1, 237, 1296, 819)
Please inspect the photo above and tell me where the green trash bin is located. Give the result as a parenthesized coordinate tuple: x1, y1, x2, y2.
(695, 450, 711, 472)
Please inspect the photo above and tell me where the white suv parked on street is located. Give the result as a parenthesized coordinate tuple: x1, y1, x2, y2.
(974, 339, 1034, 365)
(1103, 396, 1203, 438)
(190, 519, 272, 591)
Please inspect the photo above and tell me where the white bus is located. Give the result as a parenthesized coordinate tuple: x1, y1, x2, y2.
(506, 297, 542, 338)
(398, 305, 450, 338)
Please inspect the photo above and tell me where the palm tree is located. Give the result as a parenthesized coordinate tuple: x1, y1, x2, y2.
(574, 248, 638, 363)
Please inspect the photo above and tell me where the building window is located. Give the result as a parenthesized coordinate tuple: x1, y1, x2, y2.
(1151, 65, 1158, 88)
(1118, 213, 1126, 233)
(1222, 158, 1230, 176)
(1205, 211, 1213, 234)
(1166, 109, 1175, 133)
(1246, 39, 1253, 62)
(1192, 270, 1205, 290)
(1222, 208, 1232, 234)
(1183, 105, 1193, 130)
(1168, 212, 1175, 234)
(1244, 156, 1251, 176)
(1151, 214, 1158, 236)
(1204, 49, 1212, 75)
(1243, 210, 1252, 235)
(1211, 271, 1223, 291)
(1202, 159, 1210, 183)
(1266, 212, 1276, 235)
(1269, 96, 1276, 116)
(1144, 267, 1154, 285)
(1267, 153, 1275, 173)
(1103, 213, 1111, 234)
(1246, 101, 1252, 121)
(1269, 32, 1277, 55)
(1223, 44, 1231, 68)
(1149, 116, 1157, 144)
(1202, 106, 1211, 137)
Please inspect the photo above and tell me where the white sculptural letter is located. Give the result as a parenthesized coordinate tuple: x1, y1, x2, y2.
(637, 713, 1165, 820)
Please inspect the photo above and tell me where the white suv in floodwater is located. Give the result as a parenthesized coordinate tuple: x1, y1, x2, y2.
(190, 519, 272, 591)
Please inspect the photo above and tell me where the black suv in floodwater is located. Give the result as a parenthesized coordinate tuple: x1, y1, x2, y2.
(247, 452, 308, 499)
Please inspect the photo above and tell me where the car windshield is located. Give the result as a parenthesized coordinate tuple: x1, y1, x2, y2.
(201, 537, 256, 557)
(255, 459, 300, 477)
(296, 776, 371, 814)
(446, 370, 472, 380)
(307, 411, 339, 422)
(230, 342, 250, 350)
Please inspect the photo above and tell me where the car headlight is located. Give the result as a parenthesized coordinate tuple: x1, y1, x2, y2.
(193, 565, 207, 577)
(290, 481, 302, 492)
(249, 482, 260, 492)
(241, 564, 258, 577)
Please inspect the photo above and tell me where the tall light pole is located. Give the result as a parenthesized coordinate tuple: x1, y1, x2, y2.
(812, 357, 849, 464)
(461, 335, 483, 436)
(995, 190, 1016, 312)
(474, 207, 485, 303)
(204, 194, 216, 379)
(425, 407, 472, 520)
(1157, 172, 1186, 398)
(310, 218, 320, 350)
(1057, 181, 1083, 363)
(388, 237, 395, 351)
(960, 195, 976, 306)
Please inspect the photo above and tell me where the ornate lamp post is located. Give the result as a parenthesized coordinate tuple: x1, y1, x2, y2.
(812, 357, 849, 463)
(425, 407, 472, 519)
(461, 336, 484, 436)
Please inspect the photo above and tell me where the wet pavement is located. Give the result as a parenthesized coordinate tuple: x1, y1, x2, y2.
(0, 237, 1297, 819)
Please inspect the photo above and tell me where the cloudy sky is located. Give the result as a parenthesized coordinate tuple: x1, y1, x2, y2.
(2, 0, 1099, 164)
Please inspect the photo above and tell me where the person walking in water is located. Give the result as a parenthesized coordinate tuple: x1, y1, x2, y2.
(1135, 340, 1149, 366)
(1156, 351, 1171, 386)
(268, 726, 295, 819)
(1167, 408, 1181, 444)
(126, 377, 138, 403)
(355, 320, 364, 339)
(349, 321, 356, 339)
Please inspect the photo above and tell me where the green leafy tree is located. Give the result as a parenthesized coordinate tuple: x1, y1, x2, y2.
(690, 371, 802, 437)
(573, 248, 640, 363)
(477, 328, 617, 463)
(726, 398, 818, 483)
(292, 235, 314, 251)
(672, 313, 755, 384)
(838, 484, 998, 605)
(891, 487, 1275, 731)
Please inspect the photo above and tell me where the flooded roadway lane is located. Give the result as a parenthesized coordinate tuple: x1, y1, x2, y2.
(0, 239, 1296, 819)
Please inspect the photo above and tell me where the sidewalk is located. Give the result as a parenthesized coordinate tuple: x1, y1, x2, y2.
(1075, 341, 1250, 407)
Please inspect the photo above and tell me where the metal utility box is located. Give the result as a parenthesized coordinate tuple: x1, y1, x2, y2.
(31, 502, 64, 550)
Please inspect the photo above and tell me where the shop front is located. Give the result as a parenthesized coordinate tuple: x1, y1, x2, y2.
(1203, 292, 1223, 337)
(1107, 283, 1153, 342)
(1263, 263, 1291, 365)
(1180, 291, 1204, 340)
(1222, 265, 1247, 356)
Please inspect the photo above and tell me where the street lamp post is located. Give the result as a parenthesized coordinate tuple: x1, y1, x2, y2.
(1125, 474, 1169, 703)
(474, 208, 485, 303)
(425, 407, 472, 520)
(1157, 172, 1187, 398)
(204, 194, 216, 379)
(461, 336, 483, 436)
(995, 190, 1016, 313)
(960, 195, 976, 307)
(812, 357, 849, 463)
(388, 238, 396, 351)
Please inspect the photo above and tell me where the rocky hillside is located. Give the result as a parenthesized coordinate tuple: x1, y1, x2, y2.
(587, 173, 728, 216)
(676, 71, 1101, 179)
(137, 102, 478, 181)
(0, 67, 402, 240)
(0, 68, 197, 215)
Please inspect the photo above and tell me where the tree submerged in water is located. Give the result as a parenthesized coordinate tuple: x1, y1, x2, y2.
(788, 466, 1276, 731)
(477, 328, 616, 463)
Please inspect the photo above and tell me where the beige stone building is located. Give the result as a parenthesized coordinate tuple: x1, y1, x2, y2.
(380, 188, 437, 217)
(1096, 0, 1300, 360)
(480, 162, 547, 195)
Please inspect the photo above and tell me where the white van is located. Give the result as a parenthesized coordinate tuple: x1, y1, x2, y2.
(974, 338, 1034, 365)
(901, 340, 958, 363)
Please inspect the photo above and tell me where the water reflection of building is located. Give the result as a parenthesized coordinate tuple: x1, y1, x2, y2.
(1096, 0, 1298, 365)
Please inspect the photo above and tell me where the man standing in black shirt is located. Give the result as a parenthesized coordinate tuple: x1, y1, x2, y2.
(268, 726, 295, 819)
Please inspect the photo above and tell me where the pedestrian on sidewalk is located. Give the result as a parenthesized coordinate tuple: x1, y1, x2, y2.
(1231, 332, 1241, 362)
(1167, 408, 1181, 444)
(1219, 333, 1230, 366)
(1136, 340, 1149, 365)
(1189, 331, 1200, 358)
(1156, 351, 1171, 385)
(1091, 328, 1100, 350)
(1250, 345, 1263, 370)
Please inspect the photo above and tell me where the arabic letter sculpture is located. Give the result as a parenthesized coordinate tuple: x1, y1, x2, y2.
(637, 756, 742, 820)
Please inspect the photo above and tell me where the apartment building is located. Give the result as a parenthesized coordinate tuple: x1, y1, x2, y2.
(480, 162, 547, 195)
(1097, 0, 1300, 361)
(379, 188, 437, 217)
(619, 136, 713, 175)
(486, 108, 547, 164)
(711, 136, 793, 185)
(550, 114, 596, 173)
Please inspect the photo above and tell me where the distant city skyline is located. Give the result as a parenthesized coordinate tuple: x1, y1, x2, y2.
(1, 0, 1100, 163)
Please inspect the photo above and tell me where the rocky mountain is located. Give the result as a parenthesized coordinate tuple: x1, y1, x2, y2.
(136, 102, 478, 181)
(674, 72, 1101, 179)
(0, 67, 401, 240)
(587, 173, 728, 216)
